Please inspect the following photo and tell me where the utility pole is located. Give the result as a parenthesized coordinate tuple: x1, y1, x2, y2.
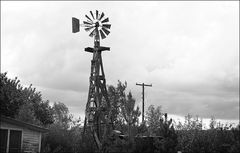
(136, 83, 152, 123)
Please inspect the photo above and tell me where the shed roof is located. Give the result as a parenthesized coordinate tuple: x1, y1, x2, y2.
(0, 116, 49, 133)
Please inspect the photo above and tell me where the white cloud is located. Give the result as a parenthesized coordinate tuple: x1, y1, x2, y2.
(1, 1, 239, 121)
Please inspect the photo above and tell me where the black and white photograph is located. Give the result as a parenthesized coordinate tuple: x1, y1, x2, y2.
(1, 1, 239, 153)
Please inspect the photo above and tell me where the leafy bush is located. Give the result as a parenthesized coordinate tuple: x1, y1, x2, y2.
(153, 113, 178, 153)
(176, 114, 240, 153)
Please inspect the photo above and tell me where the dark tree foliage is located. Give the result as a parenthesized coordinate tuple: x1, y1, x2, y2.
(176, 128, 240, 153)
(154, 113, 178, 153)
(16, 102, 41, 125)
(107, 82, 124, 129)
(1, 72, 25, 117)
(103, 81, 141, 152)
(121, 92, 141, 127)
(146, 104, 163, 135)
(107, 81, 141, 134)
(136, 121, 149, 136)
(144, 105, 178, 153)
(0, 72, 53, 125)
(3, 73, 238, 153)
(176, 114, 240, 153)
(41, 102, 84, 153)
(34, 100, 53, 125)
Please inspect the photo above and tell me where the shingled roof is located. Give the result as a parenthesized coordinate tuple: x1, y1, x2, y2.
(0, 115, 48, 133)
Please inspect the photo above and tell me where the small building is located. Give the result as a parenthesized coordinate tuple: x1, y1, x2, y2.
(0, 116, 48, 153)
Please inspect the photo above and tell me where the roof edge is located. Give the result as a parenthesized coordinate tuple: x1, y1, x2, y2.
(0, 115, 49, 133)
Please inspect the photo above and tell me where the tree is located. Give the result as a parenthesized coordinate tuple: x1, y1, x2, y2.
(107, 81, 126, 129)
(33, 100, 54, 126)
(0, 72, 53, 125)
(209, 116, 216, 129)
(121, 92, 141, 130)
(103, 81, 141, 152)
(182, 113, 203, 130)
(107, 81, 141, 134)
(144, 105, 178, 153)
(52, 102, 73, 128)
(1, 72, 26, 117)
(145, 104, 163, 135)
(154, 113, 178, 153)
(15, 102, 41, 125)
(42, 102, 80, 153)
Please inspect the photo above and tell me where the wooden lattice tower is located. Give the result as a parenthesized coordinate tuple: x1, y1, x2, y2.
(72, 10, 112, 150)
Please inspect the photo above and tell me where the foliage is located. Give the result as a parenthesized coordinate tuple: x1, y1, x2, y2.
(175, 114, 203, 131)
(145, 104, 163, 135)
(153, 113, 178, 153)
(51, 102, 73, 129)
(121, 92, 141, 127)
(176, 114, 240, 153)
(102, 131, 129, 153)
(176, 128, 239, 153)
(144, 104, 178, 153)
(41, 102, 82, 153)
(136, 121, 149, 136)
(2, 73, 239, 153)
(107, 81, 141, 135)
(103, 81, 141, 152)
(1, 72, 27, 117)
(15, 102, 42, 125)
(209, 116, 217, 129)
(107, 81, 126, 131)
(0, 72, 54, 126)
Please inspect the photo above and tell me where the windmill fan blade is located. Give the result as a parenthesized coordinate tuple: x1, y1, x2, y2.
(85, 26, 94, 32)
(83, 21, 92, 25)
(99, 12, 105, 21)
(102, 18, 109, 23)
(96, 10, 99, 19)
(90, 11, 95, 20)
(72, 17, 80, 33)
(102, 24, 111, 29)
(99, 30, 106, 39)
(84, 24, 93, 27)
(102, 27, 110, 35)
(89, 29, 95, 37)
(85, 15, 92, 21)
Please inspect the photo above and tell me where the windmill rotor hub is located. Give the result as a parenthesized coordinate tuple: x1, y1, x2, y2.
(72, 10, 111, 39)
(95, 21, 100, 27)
(84, 10, 111, 39)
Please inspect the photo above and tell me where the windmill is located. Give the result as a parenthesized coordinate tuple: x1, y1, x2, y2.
(72, 10, 112, 150)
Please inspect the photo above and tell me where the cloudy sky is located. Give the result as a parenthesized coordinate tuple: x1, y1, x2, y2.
(1, 1, 239, 125)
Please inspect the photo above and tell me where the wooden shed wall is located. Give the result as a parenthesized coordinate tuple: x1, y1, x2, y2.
(22, 128, 41, 153)
(0, 121, 41, 153)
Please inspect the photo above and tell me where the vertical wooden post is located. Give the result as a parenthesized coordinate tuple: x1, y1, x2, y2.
(136, 83, 152, 123)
